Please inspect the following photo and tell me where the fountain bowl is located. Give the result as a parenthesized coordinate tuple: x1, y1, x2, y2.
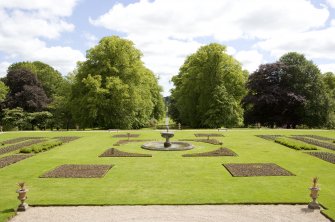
(141, 141, 194, 151)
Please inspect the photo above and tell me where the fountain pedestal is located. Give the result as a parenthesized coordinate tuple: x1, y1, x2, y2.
(161, 132, 174, 148)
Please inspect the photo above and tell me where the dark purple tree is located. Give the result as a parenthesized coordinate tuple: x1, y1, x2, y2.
(4, 68, 50, 112)
(243, 62, 306, 128)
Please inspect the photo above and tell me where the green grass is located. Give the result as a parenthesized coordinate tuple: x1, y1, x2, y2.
(0, 129, 335, 221)
(275, 137, 317, 150)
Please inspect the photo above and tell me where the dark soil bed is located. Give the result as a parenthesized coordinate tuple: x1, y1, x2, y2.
(183, 148, 237, 157)
(0, 154, 34, 168)
(223, 163, 294, 177)
(112, 134, 140, 138)
(41, 164, 113, 178)
(293, 135, 334, 141)
(0, 139, 47, 155)
(1, 137, 44, 145)
(305, 152, 335, 164)
(291, 136, 335, 151)
(180, 139, 222, 145)
(113, 140, 151, 146)
(256, 135, 283, 141)
(100, 148, 151, 157)
(194, 133, 224, 137)
(54, 137, 81, 143)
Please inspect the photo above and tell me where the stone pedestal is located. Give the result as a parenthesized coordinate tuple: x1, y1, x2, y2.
(308, 187, 320, 209)
(16, 183, 28, 212)
(161, 132, 174, 148)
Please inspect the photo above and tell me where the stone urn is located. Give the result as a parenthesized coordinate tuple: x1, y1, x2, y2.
(16, 182, 28, 211)
(308, 177, 320, 209)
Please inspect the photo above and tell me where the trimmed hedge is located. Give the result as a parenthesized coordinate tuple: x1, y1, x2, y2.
(275, 137, 317, 150)
(20, 141, 63, 154)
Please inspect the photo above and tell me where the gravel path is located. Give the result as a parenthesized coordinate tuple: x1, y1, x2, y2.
(10, 205, 329, 222)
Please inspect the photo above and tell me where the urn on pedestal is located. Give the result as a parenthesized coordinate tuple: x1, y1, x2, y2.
(16, 182, 28, 211)
(308, 177, 320, 209)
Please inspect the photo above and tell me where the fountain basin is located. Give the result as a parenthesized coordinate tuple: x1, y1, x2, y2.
(141, 141, 194, 151)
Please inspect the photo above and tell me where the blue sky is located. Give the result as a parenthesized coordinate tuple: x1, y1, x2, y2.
(0, 0, 335, 96)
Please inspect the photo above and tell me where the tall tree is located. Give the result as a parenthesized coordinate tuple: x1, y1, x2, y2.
(70, 36, 164, 129)
(4, 68, 49, 112)
(322, 72, 335, 128)
(243, 52, 329, 128)
(243, 62, 306, 128)
(8, 61, 65, 99)
(0, 81, 8, 103)
(170, 43, 247, 128)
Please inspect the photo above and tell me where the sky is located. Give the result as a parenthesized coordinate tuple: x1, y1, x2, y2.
(0, 0, 335, 96)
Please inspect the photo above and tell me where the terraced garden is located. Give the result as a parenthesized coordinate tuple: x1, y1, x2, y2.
(0, 129, 335, 222)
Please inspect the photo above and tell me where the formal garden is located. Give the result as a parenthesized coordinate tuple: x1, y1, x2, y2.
(0, 129, 334, 221)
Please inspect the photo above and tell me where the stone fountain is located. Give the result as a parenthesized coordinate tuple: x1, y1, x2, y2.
(142, 110, 193, 151)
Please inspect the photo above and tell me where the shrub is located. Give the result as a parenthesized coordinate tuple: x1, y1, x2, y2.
(275, 137, 317, 150)
(20, 141, 63, 153)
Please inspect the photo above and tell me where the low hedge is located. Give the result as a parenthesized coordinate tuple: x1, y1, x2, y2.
(20, 141, 63, 154)
(275, 137, 317, 150)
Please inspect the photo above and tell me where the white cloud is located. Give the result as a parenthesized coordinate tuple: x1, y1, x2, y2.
(0, 0, 84, 75)
(319, 63, 335, 73)
(234, 50, 264, 73)
(90, 0, 330, 95)
(326, 0, 335, 8)
(256, 26, 335, 60)
(0, 61, 10, 77)
(83, 32, 98, 48)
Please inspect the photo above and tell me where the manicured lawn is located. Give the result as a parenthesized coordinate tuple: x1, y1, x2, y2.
(0, 129, 335, 221)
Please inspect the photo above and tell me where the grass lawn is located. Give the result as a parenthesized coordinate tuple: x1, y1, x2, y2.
(0, 129, 335, 221)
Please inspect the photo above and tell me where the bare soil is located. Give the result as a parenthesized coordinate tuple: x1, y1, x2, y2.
(40, 164, 113, 178)
(54, 137, 81, 143)
(0, 154, 33, 168)
(223, 163, 294, 177)
(181, 139, 222, 145)
(305, 152, 335, 164)
(291, 136, 335, 151)
(112, 134, 140, 138)
(113, 140, 151, 146)
(0, 137, 44, 145)
(0, 139, 47, 155)
(255, 135, 283, 141)
(194, 133, 224, 137)
(183, 147, 237, 157)
(100, 148, 151, 157)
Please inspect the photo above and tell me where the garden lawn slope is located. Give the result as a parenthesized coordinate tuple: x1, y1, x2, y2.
(0, 129, 335, 221)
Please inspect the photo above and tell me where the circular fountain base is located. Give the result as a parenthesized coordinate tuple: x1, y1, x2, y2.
(141, 142, 194, 151)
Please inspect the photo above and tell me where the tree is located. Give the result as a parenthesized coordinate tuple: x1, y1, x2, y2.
(27, 111, 53, 130)
(1, 108, 27, 130)
(8, 61, 65, 99)
(4, 68, 50, 112)
(322, 72, 335, 128)
(170, 43, 247, 128)
(70, 36, 164, 129)
(0, 81, 8, 103)
(243, 52, 329, 128)
(243, 62, 306, 128)
(279, 52, 329, 127)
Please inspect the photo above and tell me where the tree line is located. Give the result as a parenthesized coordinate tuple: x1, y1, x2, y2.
(0, 36, 165, 130)
(0, 36, 334, 130)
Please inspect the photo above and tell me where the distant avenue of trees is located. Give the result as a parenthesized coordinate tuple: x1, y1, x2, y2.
(0, 35, 334, 130)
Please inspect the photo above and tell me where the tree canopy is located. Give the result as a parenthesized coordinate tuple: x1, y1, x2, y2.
(8, 61, 65, 99)
(0, 81, 8, 103)
(4, 68, 49, 112)
(243, 52, 330, 128)
(70, 36, 164, 129)
(170, 43, 247, 128)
